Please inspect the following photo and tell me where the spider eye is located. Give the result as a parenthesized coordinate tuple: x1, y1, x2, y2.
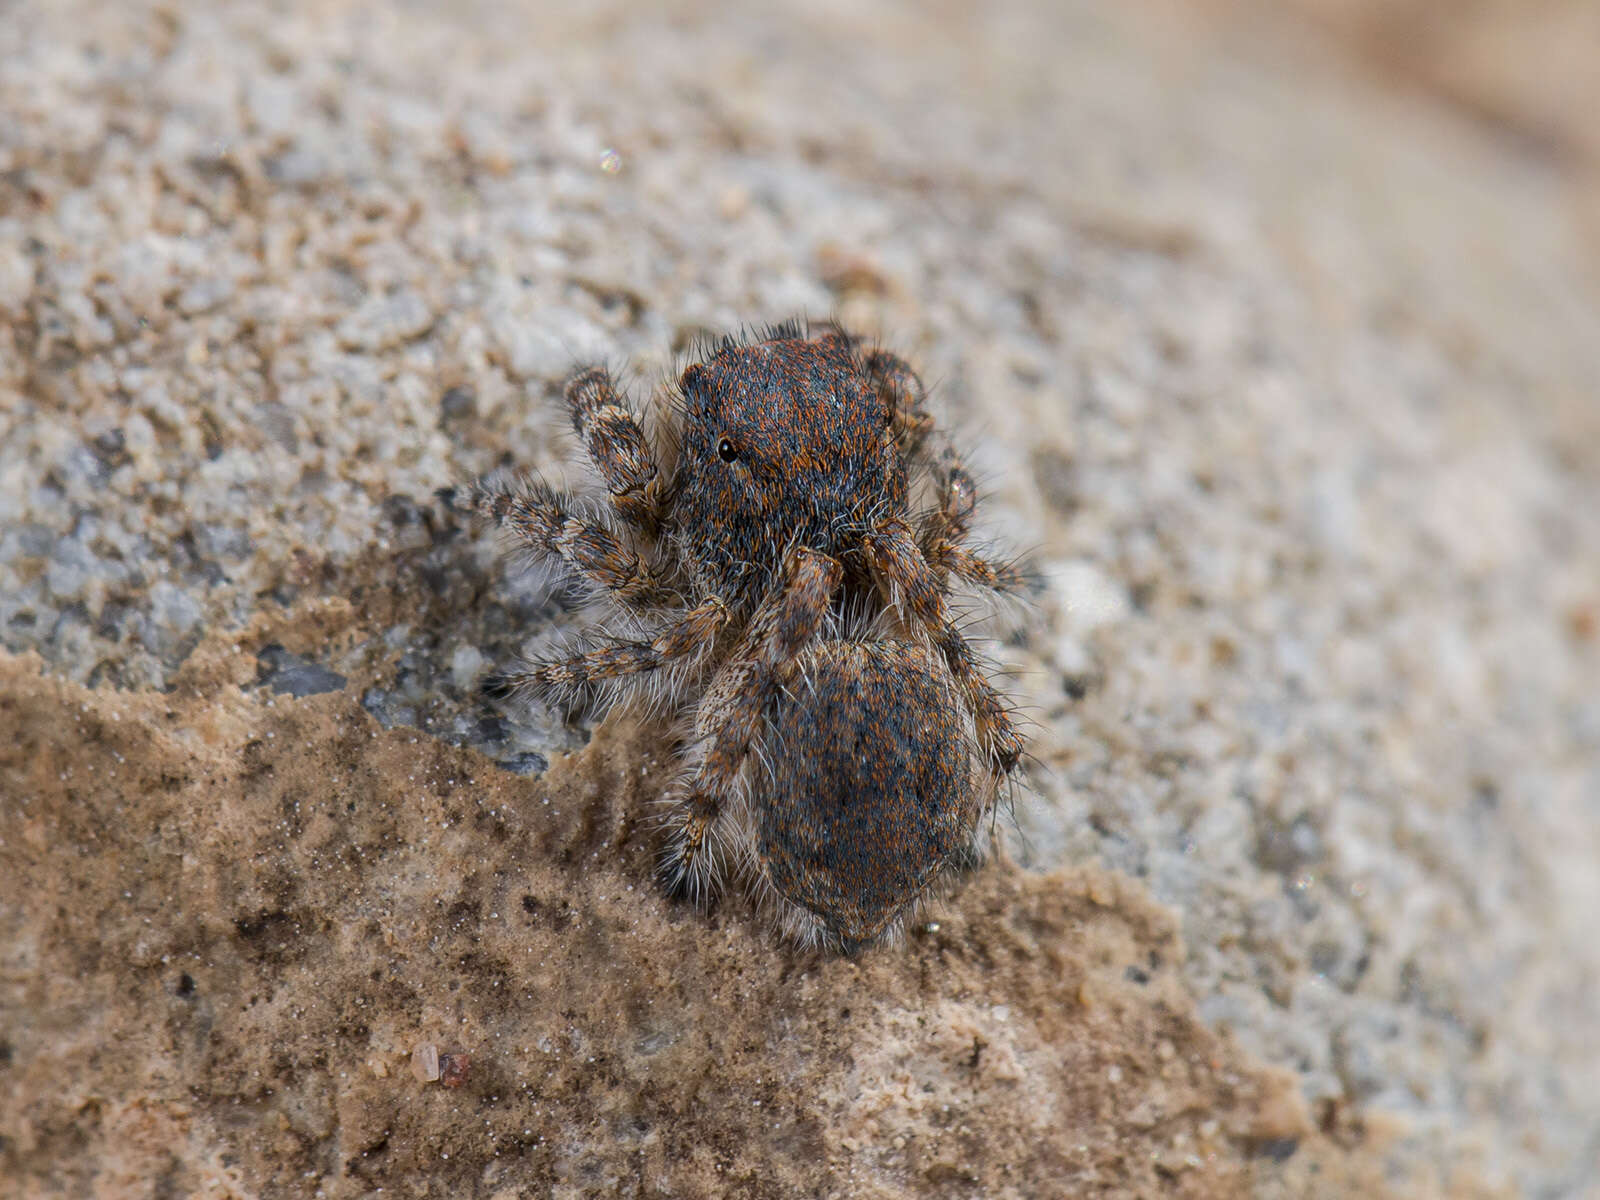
(717, 437, 739, 462)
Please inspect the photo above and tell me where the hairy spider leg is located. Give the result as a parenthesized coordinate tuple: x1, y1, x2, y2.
(864, 518, 1024, 779)
(861, 346, 935, 455)
(665, 547, 842, 897)
(454, 476, 669, 610)
(563, 366, 664, 536)
(492, 597, 728, 708)
(919, 444, 1030, 594)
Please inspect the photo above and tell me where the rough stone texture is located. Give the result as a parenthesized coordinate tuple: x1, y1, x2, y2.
(1, 649, 1394, 1197)
(2, 1, 1598, 1196)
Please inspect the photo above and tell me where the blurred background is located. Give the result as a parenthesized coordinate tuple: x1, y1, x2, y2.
(1200, 0, 1600, 171)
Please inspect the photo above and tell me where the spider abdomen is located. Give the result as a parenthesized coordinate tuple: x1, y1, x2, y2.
(759, 639, 979, 945)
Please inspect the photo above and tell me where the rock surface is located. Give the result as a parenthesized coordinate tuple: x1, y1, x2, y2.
(3, 1, 1597, 1196)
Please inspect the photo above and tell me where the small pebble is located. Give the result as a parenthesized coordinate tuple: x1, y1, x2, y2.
(411, 1042, 440, 1083)
(439, 1052, 471, 1088)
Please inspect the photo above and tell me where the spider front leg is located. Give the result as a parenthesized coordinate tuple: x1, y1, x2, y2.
(491, 597, 728, 710)
(564, 366, 664, 535)
(450, 476, 668, 609)
(665, 547, 842, 898)
(861, 346, 935, 454)
(919, 445, 1029, 594)
(865, 518, 1024, 778)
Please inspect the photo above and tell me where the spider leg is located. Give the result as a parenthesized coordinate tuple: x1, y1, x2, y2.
(924, 443, 978, 545)
(862, 347, 934, 454)
(492, 597, 728, 709)
(919, 444, 1028, 594)
(564, 366, 664, 536)
(928, 543, 1031, 594)
(665, 547, 842, 895)
(451, 475, 668, 609)
(864, 518, 1024, 779)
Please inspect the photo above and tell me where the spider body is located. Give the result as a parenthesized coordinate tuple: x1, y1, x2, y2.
(454, 322, 1024, 947)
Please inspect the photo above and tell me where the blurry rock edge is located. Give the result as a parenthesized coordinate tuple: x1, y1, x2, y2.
(2, 2, 1597, 1198)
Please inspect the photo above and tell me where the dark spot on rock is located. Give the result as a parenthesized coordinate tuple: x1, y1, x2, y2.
(496, 751, 547, 777)
(439, 386, 476, 424)
(1253, 1137, 1299, 1163)
(256, 643, 347, 697)
(925, 1163, 981, 1188)
(230, 908, 312, 966)
(1062, 673, 1093, 700)
(1472, 778, 1500, 810)
(234, 909, 288, 940)
(1124, 965, 1150, 985)
(1030, 445, 1079, 517)
(1256, 814, 1322, 877)
(418, 560, 454, 597)
(174, 530, 227, 587)
(176, 973, 195, 997)
(519, 896, 572, 932)
(381, 493, 424, 527)
(89, 427, 129, 472)
(96, 599, 134, 640)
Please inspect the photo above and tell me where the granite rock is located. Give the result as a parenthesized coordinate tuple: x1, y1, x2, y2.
(2, 1, 1597, 1196)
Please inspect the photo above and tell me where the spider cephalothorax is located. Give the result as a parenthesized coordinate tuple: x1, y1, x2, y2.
(672, 333, 908, 610)
(453, 321, 1026, 947)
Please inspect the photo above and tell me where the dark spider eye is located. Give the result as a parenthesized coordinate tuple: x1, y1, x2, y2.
(717, 438, 739, 462)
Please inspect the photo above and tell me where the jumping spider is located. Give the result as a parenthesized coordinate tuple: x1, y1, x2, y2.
(454, 321, 1026, 948)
